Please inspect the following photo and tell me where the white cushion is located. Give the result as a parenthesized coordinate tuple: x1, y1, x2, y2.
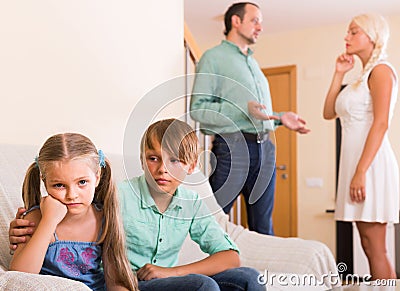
(0, 271, 91, 290)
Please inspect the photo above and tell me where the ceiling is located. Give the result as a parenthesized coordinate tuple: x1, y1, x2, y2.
(185, 0, 400, 49)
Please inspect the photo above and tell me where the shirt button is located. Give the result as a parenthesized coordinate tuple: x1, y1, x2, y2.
(153, 259, 157, 263)
(159, 238, 162, 242)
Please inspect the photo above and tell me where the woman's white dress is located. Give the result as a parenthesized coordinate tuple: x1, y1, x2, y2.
(334, 61, 399, 223)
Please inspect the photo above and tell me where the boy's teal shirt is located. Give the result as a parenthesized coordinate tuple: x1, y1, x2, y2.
(118, 175, 239, 271)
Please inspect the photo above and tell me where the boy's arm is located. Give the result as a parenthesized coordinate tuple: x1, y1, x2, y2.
(136, 250, 240, 281)
(9, 207, 36, 251)
(137, 192, 241, 281)
(174, 249, 240, 275)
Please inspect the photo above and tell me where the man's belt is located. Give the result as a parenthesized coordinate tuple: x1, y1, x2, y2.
(216, 131, 270, 144)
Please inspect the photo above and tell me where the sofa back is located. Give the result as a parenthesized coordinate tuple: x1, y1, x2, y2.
(0, 144, 37, 270)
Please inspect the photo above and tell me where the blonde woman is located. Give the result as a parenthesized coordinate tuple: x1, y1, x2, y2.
(324, 14, 398, 279)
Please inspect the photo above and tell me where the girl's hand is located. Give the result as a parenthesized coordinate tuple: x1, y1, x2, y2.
(336, 53, 355, 74)
(40, 195, 67, 225)
(349, 171, 366, 203)
(136, 264, 178, 281)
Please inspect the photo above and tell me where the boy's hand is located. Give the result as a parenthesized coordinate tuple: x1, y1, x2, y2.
(9, 207, 36, 251)
(137, 264, 178, 281)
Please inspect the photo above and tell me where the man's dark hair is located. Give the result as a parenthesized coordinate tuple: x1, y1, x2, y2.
(224, 2, 259, 36)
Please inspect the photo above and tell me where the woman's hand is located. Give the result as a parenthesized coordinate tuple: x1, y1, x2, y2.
(336, 53, 355, 74)
(350, 170, 366, 203)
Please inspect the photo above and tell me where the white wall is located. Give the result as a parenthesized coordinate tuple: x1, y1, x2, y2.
(253, 15, 400, 255)
(0, 0, 184, 154)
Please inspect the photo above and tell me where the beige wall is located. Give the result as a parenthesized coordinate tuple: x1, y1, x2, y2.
(0, 1, 184, 154)
(252, 15, 400, 255)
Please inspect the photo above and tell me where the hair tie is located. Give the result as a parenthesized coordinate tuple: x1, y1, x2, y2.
(98, 150, 106, 168)
(34, 156, 39, 168)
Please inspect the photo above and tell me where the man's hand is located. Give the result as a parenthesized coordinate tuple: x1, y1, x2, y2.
(248, 100, 280, 121)
(136, 264, 178, 281)
(9, 207, 36, 251)
(280, 112, 310, 134)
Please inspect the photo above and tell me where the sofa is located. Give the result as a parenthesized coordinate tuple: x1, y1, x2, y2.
(0, 144, 340, 290)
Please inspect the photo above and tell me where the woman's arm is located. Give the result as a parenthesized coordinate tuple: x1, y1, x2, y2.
(350, 64, 394, 202)
(323, 54, 355, 120)
(136, 250, 240, 281)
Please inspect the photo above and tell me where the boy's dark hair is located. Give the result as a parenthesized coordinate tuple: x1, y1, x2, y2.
(224, 2, 259, 36)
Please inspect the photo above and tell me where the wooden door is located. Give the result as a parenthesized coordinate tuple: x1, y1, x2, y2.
(262, 65, 298, 237)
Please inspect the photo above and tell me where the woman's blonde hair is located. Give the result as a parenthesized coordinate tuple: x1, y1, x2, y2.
(22, 133, 138, 290)
(353, 13, 390, 83)
(140, 118, 199, 166)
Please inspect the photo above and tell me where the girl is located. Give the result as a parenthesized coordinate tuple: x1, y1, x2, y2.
(323, 14, 398, 279)
(9, 133, 138, 290)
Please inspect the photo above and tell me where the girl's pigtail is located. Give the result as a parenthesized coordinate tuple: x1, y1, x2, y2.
(22, 163, 41, 209)
(96, 159, 138, 291)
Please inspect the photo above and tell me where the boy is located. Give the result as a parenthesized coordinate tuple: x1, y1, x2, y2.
(120, 119, 263, 290)
(9, 119, 264, 291)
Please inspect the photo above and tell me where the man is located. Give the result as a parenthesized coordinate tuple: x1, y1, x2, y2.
(190, 2, 309, 235)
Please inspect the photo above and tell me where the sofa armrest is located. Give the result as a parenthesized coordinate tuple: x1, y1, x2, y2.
(214, 213, 340, 289)
(0, 271, 91, 291)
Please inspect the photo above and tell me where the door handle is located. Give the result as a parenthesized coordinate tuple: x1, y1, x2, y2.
(277, 164, 287, 170)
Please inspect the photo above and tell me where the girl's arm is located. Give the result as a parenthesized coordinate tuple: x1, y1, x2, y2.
(323, 54, 355, 120)
(350, 64, 394, 202)
(9, 209, 55, 272)
(137, 250, 240, 281)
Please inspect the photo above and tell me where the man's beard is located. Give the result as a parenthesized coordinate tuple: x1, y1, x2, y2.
(238, 31, 257, 45)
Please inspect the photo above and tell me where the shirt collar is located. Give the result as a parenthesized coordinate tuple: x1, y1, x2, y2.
(168, 187, 184, 210)
(221, 40, 253, 56)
